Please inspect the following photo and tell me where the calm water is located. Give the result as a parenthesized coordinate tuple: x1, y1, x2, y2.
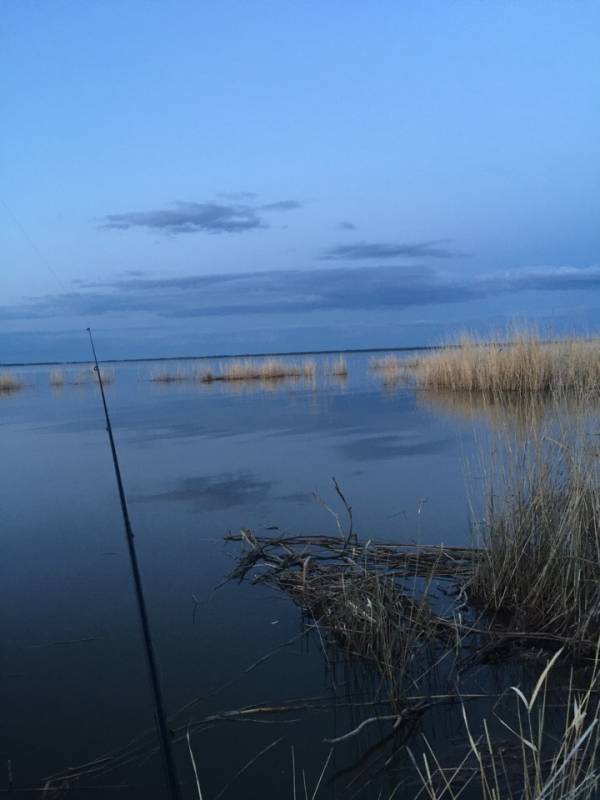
(1, 352, 504, 798)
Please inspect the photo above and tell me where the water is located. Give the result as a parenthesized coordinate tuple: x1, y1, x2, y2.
(0, 352, 497, 798)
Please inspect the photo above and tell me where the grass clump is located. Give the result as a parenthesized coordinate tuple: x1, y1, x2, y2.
(149, 359, 316, 387)
(0, 373, 23, 392)
(205, 358, 316, 383)
(410, 648, 600, 800)
(468, 428, 600, 651)
(414, 333, 600, 395)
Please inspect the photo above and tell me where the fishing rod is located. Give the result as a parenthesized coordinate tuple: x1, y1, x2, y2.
(86, 328, 182, 800)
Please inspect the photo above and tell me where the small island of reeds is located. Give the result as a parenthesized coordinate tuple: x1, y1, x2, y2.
(414, 332, 600, 394)
(0, 373, 23, 393)
(151, 358, 317, 385)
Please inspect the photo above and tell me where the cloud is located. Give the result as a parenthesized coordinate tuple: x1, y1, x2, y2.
(259, 200, 302, 211)
(0, 265, 472, 321)
(321, 240, 467, 260)
(2, 264, 600, 324)
(339, 221, 357, 231)
(489, 266, 600, 293)
(99, 197, 301, 235)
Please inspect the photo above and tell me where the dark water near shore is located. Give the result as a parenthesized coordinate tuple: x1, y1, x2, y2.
(1, 352, 510, 798)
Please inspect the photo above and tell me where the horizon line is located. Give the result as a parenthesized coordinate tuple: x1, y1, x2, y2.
(1, 343, 442, 368)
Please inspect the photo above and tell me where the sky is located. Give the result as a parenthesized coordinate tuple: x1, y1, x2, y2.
(2, 1, 600, 362)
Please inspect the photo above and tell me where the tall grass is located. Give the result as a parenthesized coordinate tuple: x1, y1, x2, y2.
(467, 410, 600, 650)
(149, 359, 316, 385)
(414, 333, 600, 395)
(217, 358, 316, 382)
(410, 648, 600, 800)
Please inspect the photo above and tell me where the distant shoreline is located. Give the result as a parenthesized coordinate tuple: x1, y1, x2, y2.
(4, 334, 596, 368)
(0, 344, 442, 368)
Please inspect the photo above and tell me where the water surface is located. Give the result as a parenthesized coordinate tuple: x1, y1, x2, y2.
(1, 353, 490, 797)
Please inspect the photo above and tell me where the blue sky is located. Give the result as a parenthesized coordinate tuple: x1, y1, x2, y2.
(2, 1, 599, 362)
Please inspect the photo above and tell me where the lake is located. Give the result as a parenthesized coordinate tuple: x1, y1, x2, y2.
(1, 352, 529, 798)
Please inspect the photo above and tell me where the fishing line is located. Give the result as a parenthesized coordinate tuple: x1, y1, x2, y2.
(0, 197, 68, 292)
(87, 327, 182, 800)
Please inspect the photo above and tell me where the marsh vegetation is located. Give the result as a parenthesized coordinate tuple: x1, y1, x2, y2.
(0, 372, 23, 392)
(220, 345, 600, 796)
(413, 333, 600, 395)
(151, 357, 317, 385)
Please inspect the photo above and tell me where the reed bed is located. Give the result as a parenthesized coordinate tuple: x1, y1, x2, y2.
(414, 333, 600, 395)
(215, 358, 316, 382)
(148, 359, 316, 386)
(42, 520, 600, 796)
(0, 373, 23, 392)
(229, 400, 600, 662)
(227, 507, 600, 792)
(468, 433, 600, 653)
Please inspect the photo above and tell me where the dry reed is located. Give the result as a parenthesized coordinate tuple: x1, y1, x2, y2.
(148, 359, 316, 386)
(227, 529, 477, 701)
(201, 358, 316, 383)
(0, 373, 23, 392)
(410, 648, 600, 800)
(468, 431, 600, 652)
(414, 333, 600, 395)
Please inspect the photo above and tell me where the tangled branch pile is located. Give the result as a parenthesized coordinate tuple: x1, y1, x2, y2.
(227, 530, 479, 691)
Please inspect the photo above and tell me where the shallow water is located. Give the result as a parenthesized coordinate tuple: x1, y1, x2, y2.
(1, 352, 509, 797)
